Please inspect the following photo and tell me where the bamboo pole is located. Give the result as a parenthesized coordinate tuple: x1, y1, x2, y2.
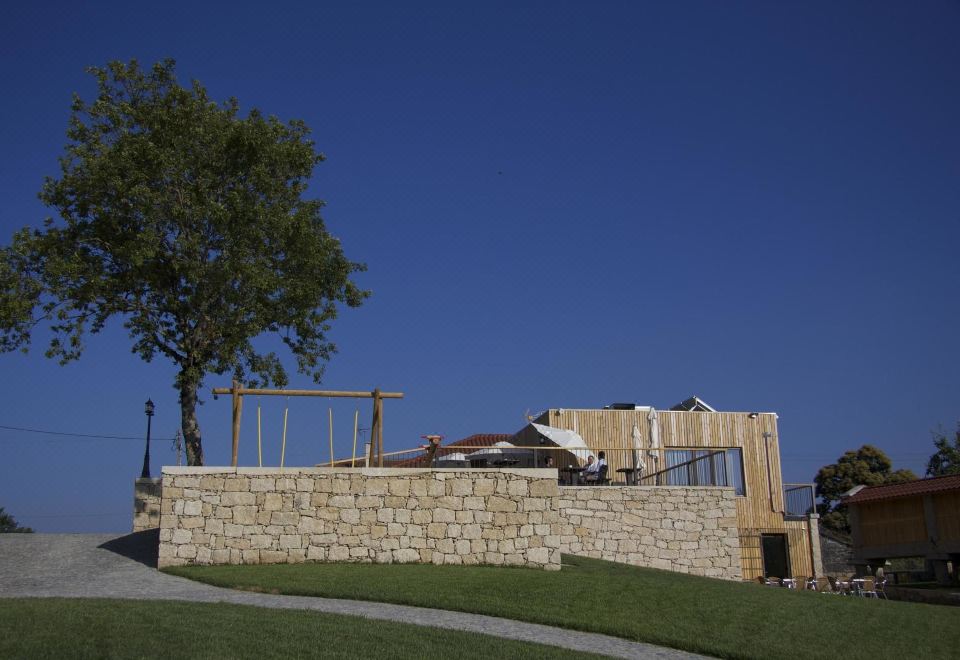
(280, 404, 289, 470)
(328, 407, 334, 468)
(231, 380, 243, 468)
(351, 410, 359, 468)
(256, 400, 263, 468)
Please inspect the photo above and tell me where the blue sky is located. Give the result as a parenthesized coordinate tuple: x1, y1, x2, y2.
(1, 1, 957, 532)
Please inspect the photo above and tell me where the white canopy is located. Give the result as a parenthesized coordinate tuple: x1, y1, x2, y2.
(530, 423, 595, 463)
(438, 452, 468, 462)
(469, 441, 532, 458)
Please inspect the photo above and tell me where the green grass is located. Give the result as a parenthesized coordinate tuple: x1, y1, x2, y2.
(0, 598, 603, 659)
(165, 556, 960, 660)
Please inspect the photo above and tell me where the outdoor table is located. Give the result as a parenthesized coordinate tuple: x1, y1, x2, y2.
(850, 579, 865, 596)
(780, 578, 796, 589)
(561, 466, 584, 486)
(616, 467, 641, 485)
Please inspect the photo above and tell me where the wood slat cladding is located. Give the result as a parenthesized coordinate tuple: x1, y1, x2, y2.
(533, 407, 811, 579)
(934, 491, 960, 542)
(860, 498, 927, 547)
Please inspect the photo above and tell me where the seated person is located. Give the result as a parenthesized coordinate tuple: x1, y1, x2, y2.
(583, 452, 607, 482)
(543, 455, 555, 468)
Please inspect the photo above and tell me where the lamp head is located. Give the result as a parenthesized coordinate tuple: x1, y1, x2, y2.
(145, 399, 155, 417)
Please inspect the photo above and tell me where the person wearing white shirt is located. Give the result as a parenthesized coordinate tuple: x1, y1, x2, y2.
(583, 451, 607, 483)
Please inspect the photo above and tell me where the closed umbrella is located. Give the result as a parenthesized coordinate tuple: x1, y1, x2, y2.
(631, 423, 645, 474)
(647, 408, 660, 482)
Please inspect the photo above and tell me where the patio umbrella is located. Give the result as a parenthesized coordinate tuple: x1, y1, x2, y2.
(530, 423, 594, 463)
(631, 423, 645, 474)
(647, 408, 660, 476)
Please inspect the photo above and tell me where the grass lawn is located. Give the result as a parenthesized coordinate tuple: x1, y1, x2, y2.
(0, 598, 603, 659)
(166, 555, 960, 660)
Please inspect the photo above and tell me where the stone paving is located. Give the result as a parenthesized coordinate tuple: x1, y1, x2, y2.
(0, 532, 709, 659)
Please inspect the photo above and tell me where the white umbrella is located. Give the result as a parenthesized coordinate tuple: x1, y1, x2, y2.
(530, 423, 594, 463)
(647, 408, 660, 478)
(631, 423, 645, 474)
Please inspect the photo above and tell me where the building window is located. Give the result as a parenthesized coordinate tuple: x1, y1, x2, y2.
(664, 448, 745, 496)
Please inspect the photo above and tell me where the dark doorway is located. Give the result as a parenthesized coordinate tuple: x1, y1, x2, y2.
(761, 534, 790, 578)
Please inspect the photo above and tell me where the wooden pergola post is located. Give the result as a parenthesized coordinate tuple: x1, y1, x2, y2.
(369, 388, 382, 467)
(231, 379, 243, 468)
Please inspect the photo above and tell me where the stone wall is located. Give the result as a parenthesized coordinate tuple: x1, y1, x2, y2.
(158, 467, 561, 570)
(555, 486, 742, 579)
(820, 527, 856, 576)
(133, 478, 162, 532)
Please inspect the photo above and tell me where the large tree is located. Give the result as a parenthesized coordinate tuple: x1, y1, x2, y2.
(814, 444, 916, 534)
(0, 60, 367, 465)
(927, 423, 960, 477)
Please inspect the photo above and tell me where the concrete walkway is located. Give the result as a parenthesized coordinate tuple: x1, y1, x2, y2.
(0, 533, 708, 659)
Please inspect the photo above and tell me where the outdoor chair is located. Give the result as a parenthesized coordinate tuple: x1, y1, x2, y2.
(756, 576, 769, 585)
(874, 576, 888, 599)
(828, 576, 846, 594)
(817, 577, 835, 594)
(860, 576, 878, 598)
(596, 464, 610, 486)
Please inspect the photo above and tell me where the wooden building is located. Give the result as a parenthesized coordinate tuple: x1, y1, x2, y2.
(844, 474, 960, 584)
(514, 399, 821, 581)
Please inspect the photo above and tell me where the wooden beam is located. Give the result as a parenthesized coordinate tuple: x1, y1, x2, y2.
(212, 387, 403, 399)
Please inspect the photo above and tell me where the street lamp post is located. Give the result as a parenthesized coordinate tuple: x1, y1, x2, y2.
(141, 399, 155, 479)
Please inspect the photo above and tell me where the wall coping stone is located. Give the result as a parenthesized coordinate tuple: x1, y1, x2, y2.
(162, 466, 557, 478)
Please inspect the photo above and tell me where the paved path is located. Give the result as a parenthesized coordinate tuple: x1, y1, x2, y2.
(0, 533, 708, 659)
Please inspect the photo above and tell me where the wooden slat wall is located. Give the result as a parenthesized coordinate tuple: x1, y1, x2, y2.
(535, 408, 810, 579)
(934, 491, 960, 543)
(860, 498, 926, 547)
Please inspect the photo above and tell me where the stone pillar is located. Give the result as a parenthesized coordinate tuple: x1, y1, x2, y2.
(807, 513, 824, 577)
(133, 477, 162, 532)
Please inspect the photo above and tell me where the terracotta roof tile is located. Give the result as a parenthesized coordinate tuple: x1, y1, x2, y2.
(843, 474, 960, 504)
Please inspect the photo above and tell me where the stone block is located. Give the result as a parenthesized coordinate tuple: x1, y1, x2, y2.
(487, 496, 517, 513)
(221, 491, 255, 506)
(279, 534, 302, 550)
(249, 478, 276, 492)
(172, 529, 192, 545)
(393, 548, 420, 563)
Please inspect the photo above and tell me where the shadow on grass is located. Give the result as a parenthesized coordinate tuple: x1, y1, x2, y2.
(99, 529, 159, 569)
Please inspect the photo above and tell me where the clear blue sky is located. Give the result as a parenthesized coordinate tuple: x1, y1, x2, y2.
(1, 1, 957, 532)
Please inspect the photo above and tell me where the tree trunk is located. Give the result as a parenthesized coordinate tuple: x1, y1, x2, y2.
(179, 376, 204, 466)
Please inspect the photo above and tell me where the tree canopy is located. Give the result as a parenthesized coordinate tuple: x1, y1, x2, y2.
(0, 507, 33, 533)
(926, 423, 960, 477)
(814, 444, 916, 534)
(0, 59, 367, 465)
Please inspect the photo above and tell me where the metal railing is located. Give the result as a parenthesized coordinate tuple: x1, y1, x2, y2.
(783, 483, 815, 519)
(639, 450, 730, 487)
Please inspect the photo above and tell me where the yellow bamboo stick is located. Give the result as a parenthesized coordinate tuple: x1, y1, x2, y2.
(280, 404, 289, 470)
(328, 407, 334, 467)
(351, 410, 359, 468)
(257, 400, 263, 468)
